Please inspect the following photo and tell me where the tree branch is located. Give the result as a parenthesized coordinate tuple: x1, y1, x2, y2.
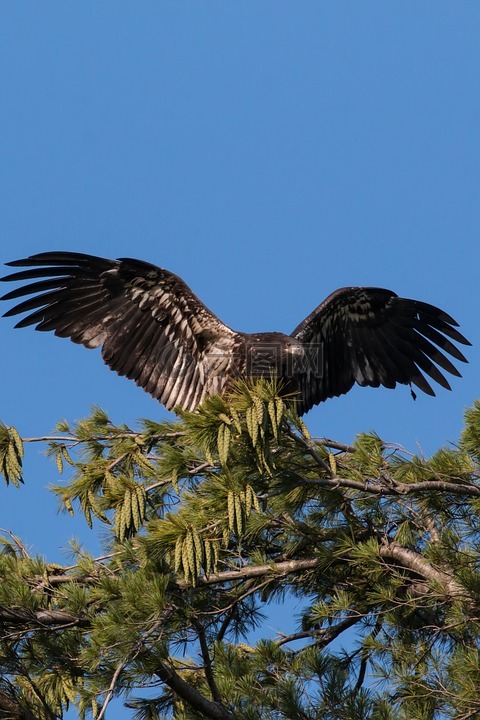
(285, 427, 333, 475)
(0, 606, 89, 628)
(276, 615, 363, 649)
(301, 474, 480, 498)
(177, 558, 320, 588)
(378, 541, 469, 601)
(315, 437, 356, 453)
(97, 619, 164, 720)
(155, 660, 237, 720)
(286, 426, 480, 498)
(314, 614, 362, 650)
(0, 688, 38, 720)
(274, 630, 313, 647)
(216, 603, 238, 644)
(192, 617, 222, 704)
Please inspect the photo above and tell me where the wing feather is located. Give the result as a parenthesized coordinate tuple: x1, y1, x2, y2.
(358, 328, 397, 389)
(291, 287, 470, 413)
(376, 327, 424, 385)
(410, 319, 468, 363)
(1, 252, 239, 412)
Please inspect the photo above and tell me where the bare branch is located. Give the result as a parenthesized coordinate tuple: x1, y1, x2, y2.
(155, 660, 237, 720)
(178, 558, 320, 588)
(275, 615, 363, 649)
(216, 603, 238, 644)
(301, 474, 480, 498)
(192, 617, 222, 704)
(314, 614, 363, 650)
(0, 606, 89, 628)
(378, 541, 469, 601)
(315, 437, 356, 453)
(275, 630, 313, 647)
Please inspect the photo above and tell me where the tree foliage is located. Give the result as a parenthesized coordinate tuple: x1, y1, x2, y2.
(1, 381, 480, 720)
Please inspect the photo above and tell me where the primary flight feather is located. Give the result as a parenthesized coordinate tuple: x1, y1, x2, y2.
(1, 252, 470, 415)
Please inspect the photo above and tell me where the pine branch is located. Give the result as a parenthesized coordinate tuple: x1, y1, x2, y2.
(301, 472, 480, 497)
(192, 617, 222, 704)
(315, 437, 356, 453)
(177, 558, 320, 587)
(287, 424, 480, 498)
(274, 630, 314, 647)
(285, 426, 333, 475)
(22, 431, 185, 444)
(3, 394, 480, 717)
(154, 661, 237, 720)
(97, 618, 164, 720)
(314, 614, 362, 649)
(378, 541, 470, 601)
(0, 688, 38, 720)
(0, 606, 89, 628)
(216, 604, 238, 644)
(36, 557, 320, 593)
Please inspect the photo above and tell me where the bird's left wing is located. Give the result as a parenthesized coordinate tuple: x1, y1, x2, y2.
(1, 252, 239, 411)
(290, 287, 470, 415)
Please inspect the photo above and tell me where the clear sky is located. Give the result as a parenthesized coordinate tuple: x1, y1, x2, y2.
(0, 1, 479, 712)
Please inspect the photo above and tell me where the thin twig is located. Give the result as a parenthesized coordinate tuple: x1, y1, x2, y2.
(285, 426, 333, 475)
(97, 618, 164, 720)
(0, 528, 31, 558)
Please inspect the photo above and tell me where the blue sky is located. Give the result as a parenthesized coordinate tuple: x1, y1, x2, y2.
(0, 1, 479, 712)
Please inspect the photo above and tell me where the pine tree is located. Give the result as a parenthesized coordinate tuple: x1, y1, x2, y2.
(1, 380, 480, 720)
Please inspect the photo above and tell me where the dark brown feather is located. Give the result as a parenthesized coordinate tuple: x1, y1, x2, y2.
(290, 287, 470, 413)
(1, 252, 238, 411)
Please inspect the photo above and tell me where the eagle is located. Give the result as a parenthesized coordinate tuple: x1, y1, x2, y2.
(1, 252, 470, 415)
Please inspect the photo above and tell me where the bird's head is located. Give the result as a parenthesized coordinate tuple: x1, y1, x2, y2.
(285, 338, 304, 355)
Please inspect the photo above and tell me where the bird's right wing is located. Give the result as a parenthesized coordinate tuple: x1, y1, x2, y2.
(290, 287, 470, 415)
(1, 252, 238, 411)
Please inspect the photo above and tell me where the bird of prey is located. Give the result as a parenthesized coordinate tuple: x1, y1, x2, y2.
(1, 252, 470, 415)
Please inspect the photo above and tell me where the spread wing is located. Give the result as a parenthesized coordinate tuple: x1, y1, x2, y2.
(291, 287, 470, 415)
(1, 252, 239, 411)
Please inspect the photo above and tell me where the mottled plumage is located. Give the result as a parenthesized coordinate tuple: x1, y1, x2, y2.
(1, 252, 470, 415)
